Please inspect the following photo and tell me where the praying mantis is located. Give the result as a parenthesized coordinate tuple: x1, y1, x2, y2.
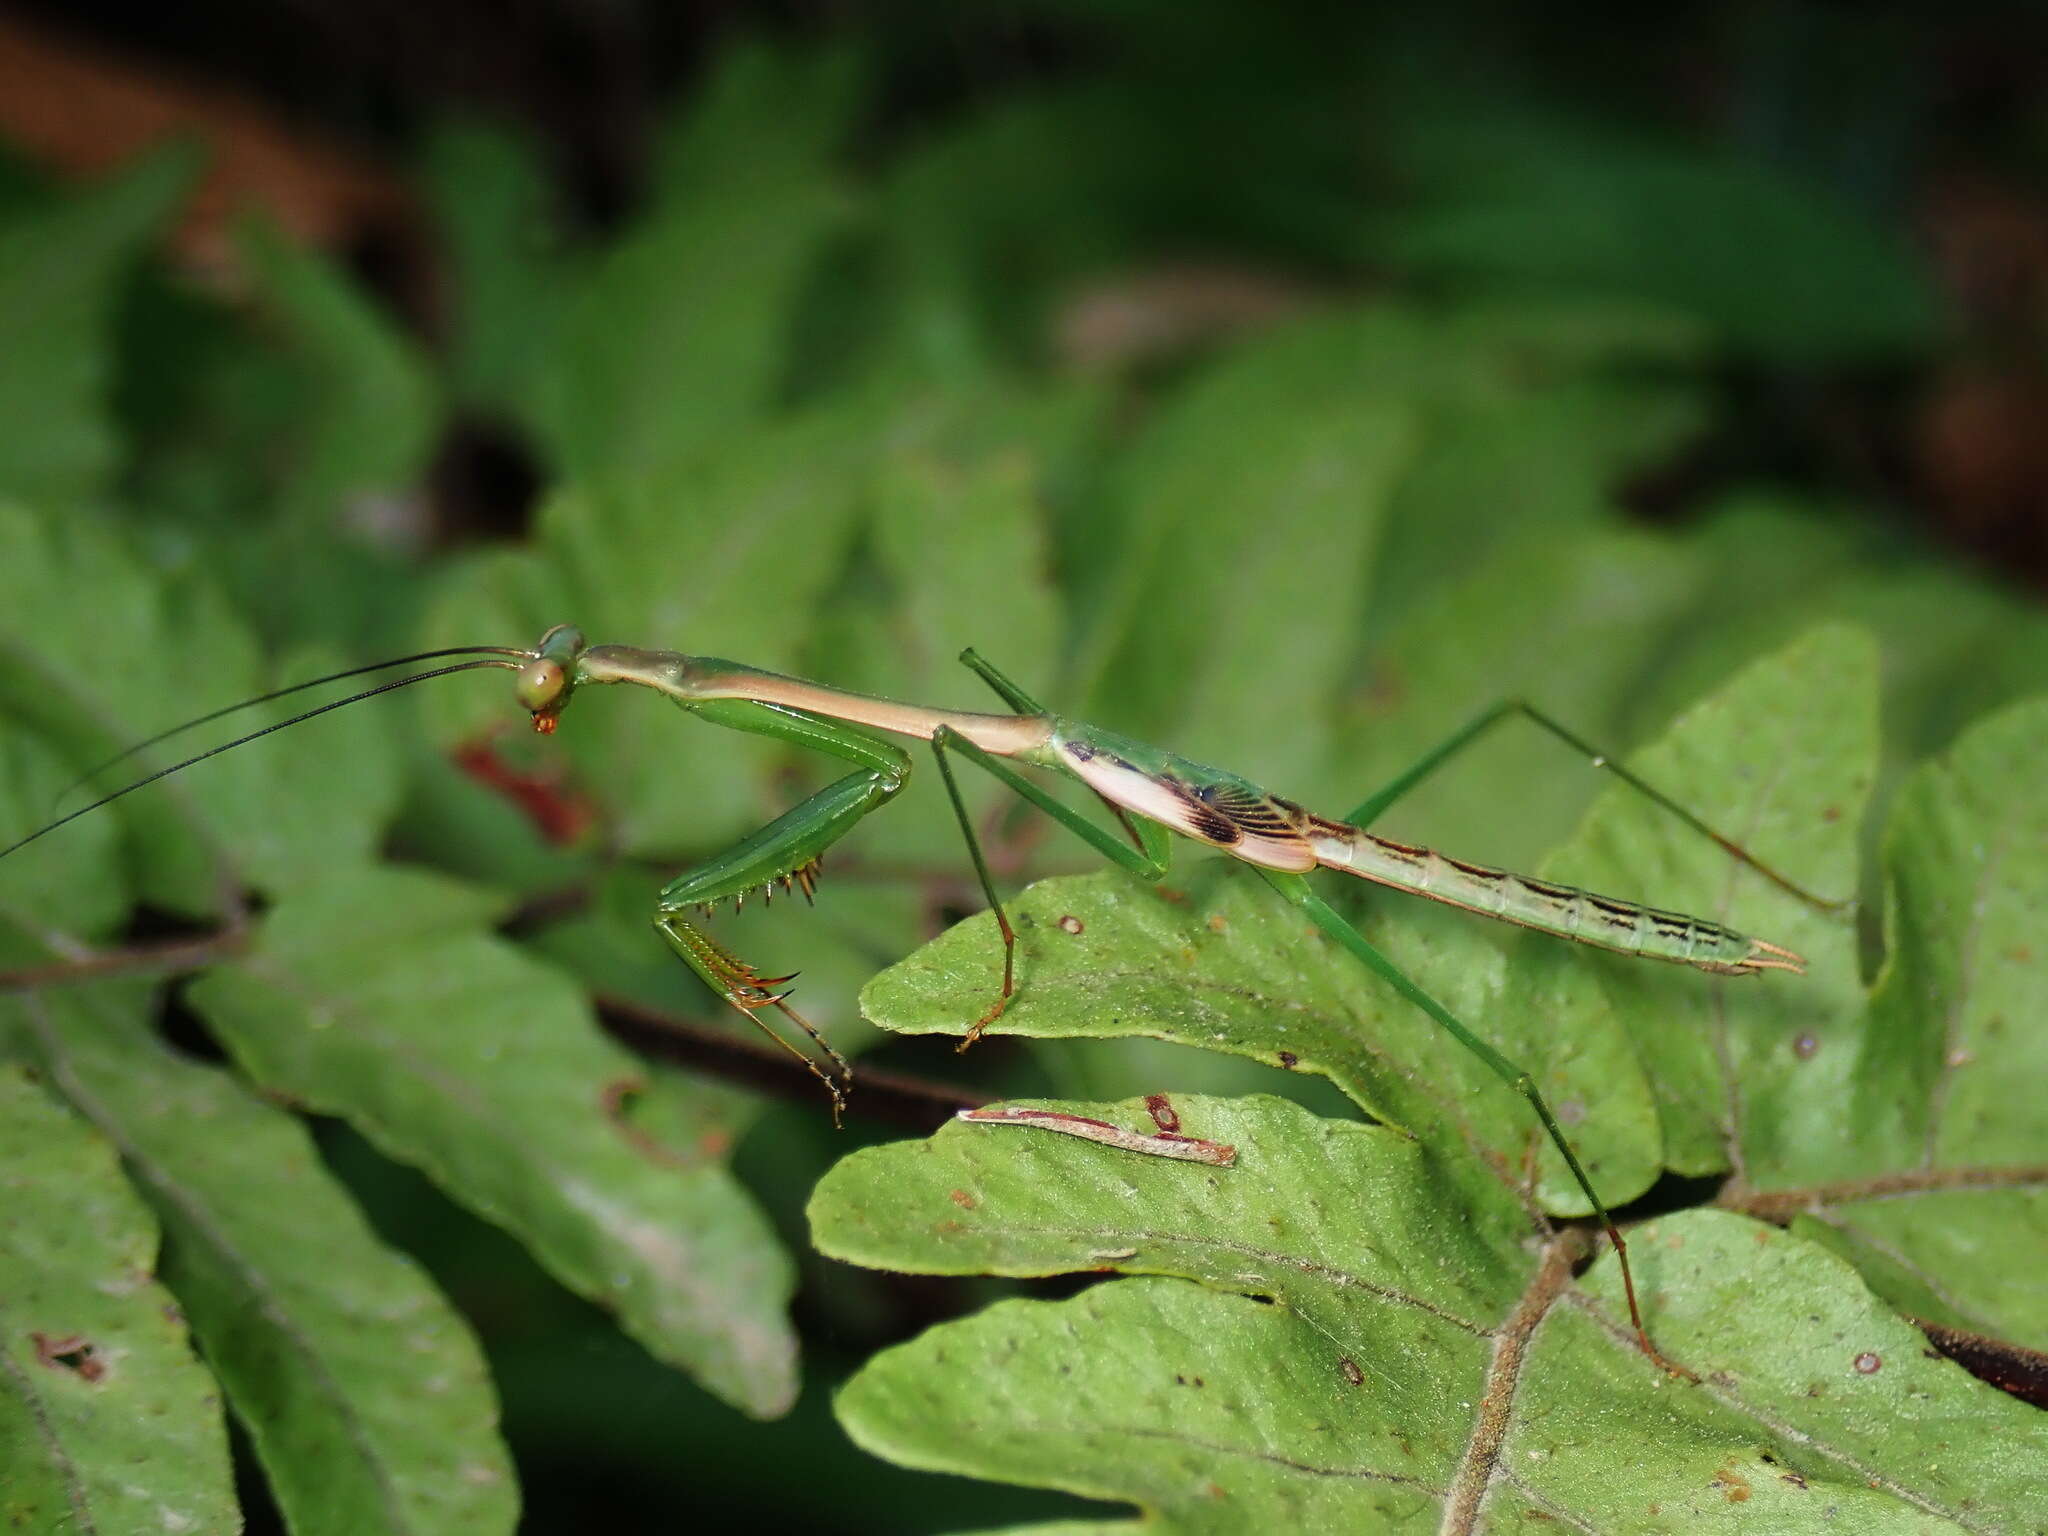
(1, 621, 1834, 1374)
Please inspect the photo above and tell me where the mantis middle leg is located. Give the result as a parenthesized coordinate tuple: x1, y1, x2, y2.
(928, 723, 1170, 1048)
(928, 649, 1174, 1046)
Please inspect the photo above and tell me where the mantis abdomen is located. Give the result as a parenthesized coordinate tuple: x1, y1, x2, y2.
(1312, 826, 1802, 975)
(1046, 720, 1803, 979)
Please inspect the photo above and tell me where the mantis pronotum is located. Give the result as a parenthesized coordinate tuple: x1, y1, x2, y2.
(1, 622, 1833, 1371)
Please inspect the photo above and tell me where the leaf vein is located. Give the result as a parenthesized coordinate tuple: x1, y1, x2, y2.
(1496, 1471, 1606, 1534)
(1442, 1232, 1577, 1534)
(973, 1222, 1491, 1332)
(992, 1422, 1443, 1485)
(1689, 1371, 1995, 1533)
(1804, 1213, 2011, 1338)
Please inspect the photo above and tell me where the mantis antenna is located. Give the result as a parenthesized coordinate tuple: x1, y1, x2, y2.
(0, 653, 529, 864)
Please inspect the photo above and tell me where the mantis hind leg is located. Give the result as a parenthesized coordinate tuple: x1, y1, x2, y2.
(1259, 869, 1685, 1375)
(1345, 698, 1841, 911)
(655, 761, 908, 1122)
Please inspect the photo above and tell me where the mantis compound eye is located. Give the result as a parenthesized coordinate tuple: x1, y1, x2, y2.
(516, 658, 569, 726)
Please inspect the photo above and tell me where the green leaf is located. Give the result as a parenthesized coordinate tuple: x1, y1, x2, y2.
(0, 148, 195, 506)
(816, 1096, 2048, 1530)
(1544, 635, 2048, 1354)
(1361, 302, 1710, 647)
(869, 453, 1063, 711)
(0, 504, 404, 913)
(1102, 396, 1414, 800)
(0, 1063, 238, 1533)
(1753, 694, 2048, 1345)
(1853, 698, 2044, 1170)
(384, 727, 595, 899)
(1075, 300, 1711, 810)
(239, 222, 441, 527)
(186, 865, 799, 1416)
(16, 982, 517, 1536)
(877, 86, 1156, 370)
(529, 178, 846, 484)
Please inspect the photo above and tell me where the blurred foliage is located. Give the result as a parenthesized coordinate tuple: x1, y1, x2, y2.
(0, 8, 2045, 1534)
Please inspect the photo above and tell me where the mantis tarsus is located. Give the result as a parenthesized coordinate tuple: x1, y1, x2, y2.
(1, 622, 1835, 1373)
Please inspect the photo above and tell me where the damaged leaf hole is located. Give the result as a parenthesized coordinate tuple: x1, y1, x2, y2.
(32, 1331, 105, 1382)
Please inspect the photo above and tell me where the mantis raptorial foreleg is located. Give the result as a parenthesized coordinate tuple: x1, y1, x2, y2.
(652, 697, 911, 1121)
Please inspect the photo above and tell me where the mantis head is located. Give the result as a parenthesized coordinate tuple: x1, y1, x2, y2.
(516, 625, 588, 734)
